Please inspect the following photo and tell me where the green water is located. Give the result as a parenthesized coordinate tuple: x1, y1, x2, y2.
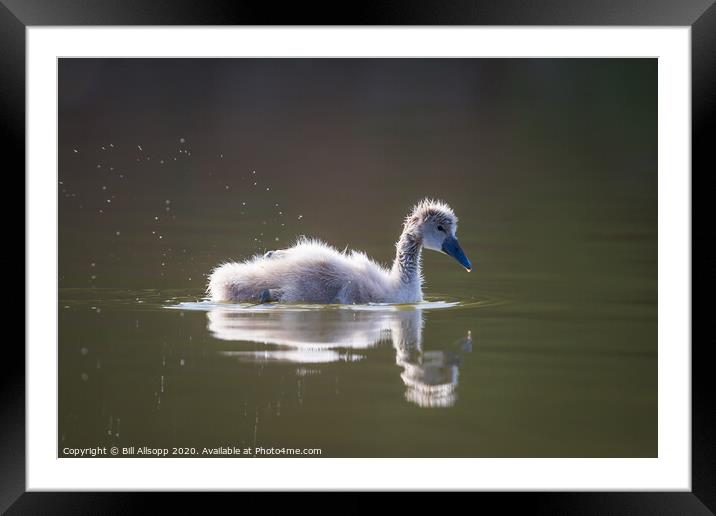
(58, 58, 656, 457)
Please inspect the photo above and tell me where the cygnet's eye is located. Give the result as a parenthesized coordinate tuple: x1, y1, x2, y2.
(437, 225, 445, 232)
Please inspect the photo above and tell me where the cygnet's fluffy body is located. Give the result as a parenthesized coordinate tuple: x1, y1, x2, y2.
(207, 199, 471, 304)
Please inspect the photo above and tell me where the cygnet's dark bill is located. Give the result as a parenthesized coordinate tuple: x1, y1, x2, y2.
(441, 236, 472, 272)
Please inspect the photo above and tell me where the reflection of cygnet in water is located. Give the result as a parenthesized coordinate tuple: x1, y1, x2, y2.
(206, 307, 471, 408)
(390, 315, 471, 408)
(207, 308, 385, 363)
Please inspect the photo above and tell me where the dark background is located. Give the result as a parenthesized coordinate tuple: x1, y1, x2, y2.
(58, 58, 656, 291)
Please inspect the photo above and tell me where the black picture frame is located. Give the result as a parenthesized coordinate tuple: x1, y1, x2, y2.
(6, 0, 713, 512)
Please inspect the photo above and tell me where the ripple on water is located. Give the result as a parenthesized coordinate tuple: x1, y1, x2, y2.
(165, 297, 497, 313)
(59, 288, 504, 312)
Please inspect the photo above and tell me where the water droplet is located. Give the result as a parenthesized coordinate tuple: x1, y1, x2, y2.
(109, 143, 114, 148)
(160, 160, 164, 164)
(81, 373, 88, 381)
(80, 347, 88, 355)
(90, 262, 95, 267)
(298, 215, 303, 220)
(96, 164, 101, 169)
(225, 185, 230, 190)
(266, 187, 270, 191)
(179, 137, 185, 144)
(102, 185, 107, 190)
(73, 149, 78, 153)
(138, 145, 143, 151)
(165, 199, 171, 204)
(115, 231, 120, 236)
(275, 237, 279, 242)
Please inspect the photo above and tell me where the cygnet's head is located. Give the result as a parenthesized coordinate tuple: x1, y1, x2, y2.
(405, 199, 472, 271)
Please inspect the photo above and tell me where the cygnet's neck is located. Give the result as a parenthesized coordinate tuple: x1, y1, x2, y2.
(392, 227, 423, 287)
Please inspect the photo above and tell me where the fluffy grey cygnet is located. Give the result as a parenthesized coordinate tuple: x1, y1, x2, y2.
(207, 198, 472, 304)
